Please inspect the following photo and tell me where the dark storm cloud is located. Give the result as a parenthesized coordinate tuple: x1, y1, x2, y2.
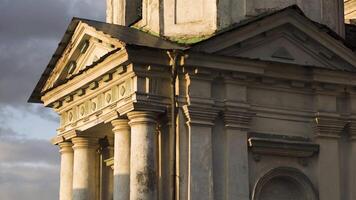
(0, 1, 106, 199)
(0, 0, 105, 40)
(0, 0, 105, 106)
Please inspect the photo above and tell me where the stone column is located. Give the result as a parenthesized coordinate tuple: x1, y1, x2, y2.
(72, 137, 99, 200)
(111, 119, 131, 200)
(101, 137, 114, 200)
(59, 142, 74, 200)
(127, 111, 158, 200)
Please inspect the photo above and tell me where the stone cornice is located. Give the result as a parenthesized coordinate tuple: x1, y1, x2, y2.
(183, 52, 356, 89)
(51, 130, 82, 145)
(125, 46, 171, 66)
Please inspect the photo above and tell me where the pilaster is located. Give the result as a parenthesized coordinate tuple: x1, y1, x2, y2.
(183, 105, 219, 200)
(314, 112, 346, 200)
(223, 107, 254, 200)
(346, 118, 356, 200)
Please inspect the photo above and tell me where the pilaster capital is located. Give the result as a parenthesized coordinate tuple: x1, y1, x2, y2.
(111, 118, 130, 132)
(127, 111, 158, 126)
(314, 112, 347, 138)
(346, 116, 356, 140)
(223, 109, 254, 131)
(58, 142, 73, 154)
(72, 137, 99, 150)
(183, 105, 219, 126)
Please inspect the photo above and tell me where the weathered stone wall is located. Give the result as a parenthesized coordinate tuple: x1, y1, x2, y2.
(106, 0, 345, 38)
(176, 53, 352, 199)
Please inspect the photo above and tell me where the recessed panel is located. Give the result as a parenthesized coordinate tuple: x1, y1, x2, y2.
(175, 0, 204, 24)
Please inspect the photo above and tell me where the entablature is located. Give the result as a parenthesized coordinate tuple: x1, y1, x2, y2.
(42, 47, 173, 135)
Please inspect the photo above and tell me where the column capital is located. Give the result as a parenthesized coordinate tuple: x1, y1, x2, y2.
(127, 111, 158, 126)
(58, 142, 73, 154)
(72, 137, 99, 150)
(111, 118, 130, 132)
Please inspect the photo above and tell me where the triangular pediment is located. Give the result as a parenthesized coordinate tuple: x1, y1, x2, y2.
(28, 18, 184, 103)
(42, 21, 122, 92)
(192, 7, 356, 72)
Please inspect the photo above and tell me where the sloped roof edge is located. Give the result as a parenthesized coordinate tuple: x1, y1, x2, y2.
(28, 18, 186, 103)
(190, 5, 352, 51)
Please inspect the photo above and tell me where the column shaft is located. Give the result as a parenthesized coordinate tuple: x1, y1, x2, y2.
(112, 119, 130, 200)
(101, 137, 114, 200)
(72, 137, 99, 200)
(128, 111, 158, 200)
(59, 142, 74, 200)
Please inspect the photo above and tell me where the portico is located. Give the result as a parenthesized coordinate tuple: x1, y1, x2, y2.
(28, 1, 356, 200)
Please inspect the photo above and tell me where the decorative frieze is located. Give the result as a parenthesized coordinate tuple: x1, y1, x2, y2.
(59, 78, 133, 130)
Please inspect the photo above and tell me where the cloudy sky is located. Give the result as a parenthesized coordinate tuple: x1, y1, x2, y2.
(0, 0, 105, 199)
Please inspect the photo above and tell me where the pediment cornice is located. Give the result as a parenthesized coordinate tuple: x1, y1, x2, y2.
(191, 8, 356, 72)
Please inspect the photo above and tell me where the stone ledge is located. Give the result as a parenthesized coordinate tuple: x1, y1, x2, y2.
(248, 137, 319, 157)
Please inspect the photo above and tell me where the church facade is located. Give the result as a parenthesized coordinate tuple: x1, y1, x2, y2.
(29, 1, 356, 200)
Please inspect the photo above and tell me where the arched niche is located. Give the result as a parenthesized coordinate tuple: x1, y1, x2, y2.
(252, 167, 318, 200)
